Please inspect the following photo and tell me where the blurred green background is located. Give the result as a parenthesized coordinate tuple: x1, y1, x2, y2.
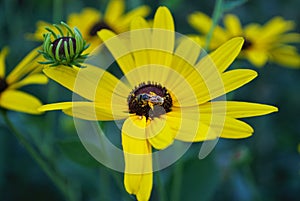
(0, 0, 299, 200)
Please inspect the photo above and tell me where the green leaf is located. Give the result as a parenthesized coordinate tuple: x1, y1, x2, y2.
(58, 138, 101, 167)
(223, 0, 248, 12)
(164, 0, 183, 9)
(169, 153, 221, 201)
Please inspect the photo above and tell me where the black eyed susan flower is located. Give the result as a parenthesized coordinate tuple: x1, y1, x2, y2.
(188, 12, 300, 68)
(0, 47, 47, 114)
(39, 7, 278, 201)
(39, 22, 89, 67)
(28, 0, 150, 51)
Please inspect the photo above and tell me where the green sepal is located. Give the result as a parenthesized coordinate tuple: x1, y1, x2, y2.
(39, 21, 89, 68)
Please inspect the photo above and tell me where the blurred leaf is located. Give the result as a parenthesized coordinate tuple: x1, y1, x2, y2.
(170, 155, 220, 201)
(100, 121, 122, 149)
(58, 138, 101, 167)
(164, 0, 183, 9)
(223, 0, 247, 12)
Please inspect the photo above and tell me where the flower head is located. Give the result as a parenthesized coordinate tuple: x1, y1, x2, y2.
(39, 22, 89, 67)
(28, 0, 150, 51)
(39, 7, 278, 201)
(188, 12, 300, 68)
(0, 47, 47, 114)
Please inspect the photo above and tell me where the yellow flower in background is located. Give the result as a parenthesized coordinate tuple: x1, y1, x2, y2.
(0, 47, 47, 114)
(39, 7, 278, 201)
(188, 12, 300, 68)
(28, 0, 150, 51)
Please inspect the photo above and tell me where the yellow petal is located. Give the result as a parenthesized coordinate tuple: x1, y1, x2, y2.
(43, 65, 80, 94)
(244, 23, 261, 37)
(104, 0, 125, 24)
(153, 6, 174, 31)
(191, 68, 257, 104)
(245, 50, 269, 67)
(97, 29, 136, 74)
(6, 46, 42, 84)
(64, 102, 127, 120)
(260, 17, 295, 39)
(198, 114, 254, 139)
(220, 69, 257, 97)
(199, 37, 244, 73)
(93, 66, 130, 113)
(0, 47, 9, 78)
(67, 8, 101, 40)
(151, 6, 175, 66)
(188, 12, 228, 43)
(8, 74, 48, 89)
(174, 120, 215, 142)
(270, 46, 300, 68)
(168, 109, 217, 142)
(199, 101, 278, 118)
(185, 54, 224, 105)
(147, 115, 175, 150)
(223, 14, 243, 36)
(174, 36, 201, 67)
(191, 99, 276, 140)
(39, 101, 128, 121)
(187, 35, 206, 47)
(43, 65, 127, 103)
(124, 172, 152, 201)
(0, 90, 43, 114)
(39, 102, 74, 111)
(131, 16, 150, 30)
(169, 36, 225, 106)
(217, 116, 254, 139)
(122, 116, 153, 200)
(26, 21, 56, 41)
(130, 17, 151, 67)
(122, 116, 147, 139)
(278, 33, 300, 43)
(122, 117, 151, 170)
(117, 5, 151, 32)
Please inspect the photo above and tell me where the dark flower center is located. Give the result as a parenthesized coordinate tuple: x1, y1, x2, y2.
(0, 78, 8, 93)
(89, 21, 114, 36)
(128, 82, 173, 120)
(51, 37, 77, 57)
(242, 37, 253, 50)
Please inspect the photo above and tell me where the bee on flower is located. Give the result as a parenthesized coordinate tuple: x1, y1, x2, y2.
(38, 7, 278, 201)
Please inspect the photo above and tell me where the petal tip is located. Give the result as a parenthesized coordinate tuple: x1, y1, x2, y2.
(268, 105, 279, 113)
(231, 36, 245, 47)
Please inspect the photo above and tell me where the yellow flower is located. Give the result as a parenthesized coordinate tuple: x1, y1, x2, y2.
(39, 7, 278, 201)
(188, 12, 300, 68)
(0, 47, 48, 114)
(28, 0, 150, 51)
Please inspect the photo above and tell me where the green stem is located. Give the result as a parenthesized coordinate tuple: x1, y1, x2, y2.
(155, 171, 167, 201)
(205, 0, 223, 50)
(99, 167, 110, 201)
(1, 110, 75, 201)
(43, 0, 64, 156)
(171, 161, 183, 201)
(53, 0, 63, 23)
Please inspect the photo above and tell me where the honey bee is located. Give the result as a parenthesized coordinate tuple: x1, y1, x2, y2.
(136, 92, 164, 109)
